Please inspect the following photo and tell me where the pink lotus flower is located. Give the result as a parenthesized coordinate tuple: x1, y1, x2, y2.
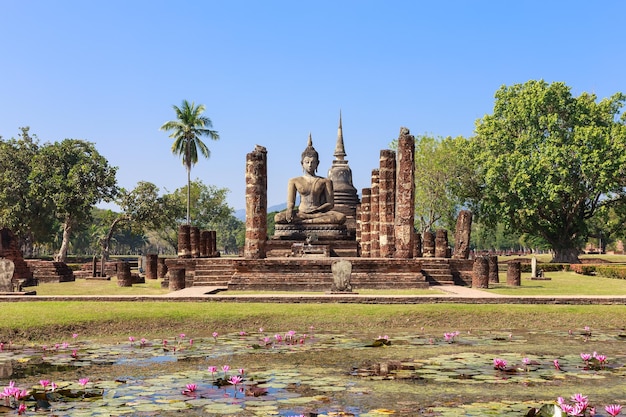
(49, 382, 58, 392)
(212, 332, 219, 339)
(259, 327, 264, 333)
(140, 338, 147, 346)
(580, 353, 592, 362)
(595, 354, 607, 364)
(39, 380, 51, 389)
(228, 375, 243, 398)
(17, 403, 27, 415)
(238, 368, 245, 375)
(71, 349, 78, 358)
(605, 404, 622, 416)
(239, 331, 247, 336)
(78, 378, 89, 386)
(222, 365, 230, 375)
(493, 358, 507, 370)
(553, 359, 561, 370)
(72, 333, 78, 339)
(228, 375, 242, 385)
(186, 383, 196, 392)
(129, 336, 135, 343)
(522, 357, 530, 365)
(62, 342, 69, 349)
(179, 333, 185, 339)
(560, 403, 575, 414)
(189, 339, 194, 346)
(208, 366, 217, 379)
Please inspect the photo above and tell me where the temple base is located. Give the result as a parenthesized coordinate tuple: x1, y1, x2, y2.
(273, 223, 349, 240)
(266, 239, 359, 257)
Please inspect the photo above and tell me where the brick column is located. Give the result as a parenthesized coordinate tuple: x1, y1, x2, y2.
(210, 230, 217, 256)
(472, 256, 489, 288)
(423, 231, 435, 257)
(177, 225, 191, 258)
(244, 146, 268, 259)
(435, 229, 449, 258)
(145, 254, 158, 280)
(394, 128, 415, 258)
(414, 232, 423, 258)
(190, 226, 200, 258)
(453, 210, 473, 259)
(370, 169, 380, 257)
(379, 149, 396, 258)
(359, 188, 372, 257)
(200, 230, 210, 257)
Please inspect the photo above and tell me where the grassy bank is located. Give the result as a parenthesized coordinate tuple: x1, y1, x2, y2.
(3, 302, 625, 343)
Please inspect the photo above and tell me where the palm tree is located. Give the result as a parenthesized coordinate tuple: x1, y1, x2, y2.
(160, 100, 219, 225)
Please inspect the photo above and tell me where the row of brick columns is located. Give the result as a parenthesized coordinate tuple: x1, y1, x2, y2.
(177, 226, 218, 258)
(357, 129, 474, 261)
(359, 128, 416, 258)
(472, 256, 521, 288)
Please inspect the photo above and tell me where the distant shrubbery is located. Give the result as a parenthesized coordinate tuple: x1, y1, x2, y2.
(570, 264, 626, 280)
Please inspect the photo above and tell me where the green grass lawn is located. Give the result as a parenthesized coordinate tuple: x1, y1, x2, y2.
(23, 277, 169, 296)
(486, 270, 626, 296)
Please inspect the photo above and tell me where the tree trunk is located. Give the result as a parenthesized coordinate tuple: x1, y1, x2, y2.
(551, 247, 580, 264)
(101, 216, 126, 277)
(186, 143, 192, 226)
(55, 220, 72, 263)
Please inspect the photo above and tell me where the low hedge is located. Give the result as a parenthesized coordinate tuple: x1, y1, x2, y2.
(595, 265, 626, 280)
(571, 264, 626, 280)
(519, 263, 570, 273)
(569, 264, 598, 275)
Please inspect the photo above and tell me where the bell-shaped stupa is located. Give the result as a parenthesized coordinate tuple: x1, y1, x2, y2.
(327, 111, 360, 237)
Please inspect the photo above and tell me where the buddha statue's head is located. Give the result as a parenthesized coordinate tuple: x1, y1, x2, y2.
(301, 133, 319, 174)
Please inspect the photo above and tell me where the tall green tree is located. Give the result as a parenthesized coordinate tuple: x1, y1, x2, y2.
(0, 127, 54, 254)
(472, 80, 626, 263)
(153, 180, 233, 252)
(412, 135, 475, 234)
(390, 134, 475, 235)
(30, 139, 118, 262)
(99, 181, 173, 275)
(160, 100, 219, 225)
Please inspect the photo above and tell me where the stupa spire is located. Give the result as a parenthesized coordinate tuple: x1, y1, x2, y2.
(333, 111, 346, 161)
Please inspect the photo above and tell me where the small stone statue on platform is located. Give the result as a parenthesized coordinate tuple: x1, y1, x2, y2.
(275, 135, 346, 226)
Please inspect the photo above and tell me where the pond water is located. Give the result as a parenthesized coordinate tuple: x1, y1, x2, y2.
(1, 327, 625, 416)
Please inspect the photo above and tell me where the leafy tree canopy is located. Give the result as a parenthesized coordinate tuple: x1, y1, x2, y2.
(30, 139, 118, 262)
(472, 80, 626, 263)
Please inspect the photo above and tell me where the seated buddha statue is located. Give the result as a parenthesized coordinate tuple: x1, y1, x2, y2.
(274, 135, 346, 225)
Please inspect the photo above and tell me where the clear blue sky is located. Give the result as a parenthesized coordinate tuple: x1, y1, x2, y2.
(1, 1, 624, 212)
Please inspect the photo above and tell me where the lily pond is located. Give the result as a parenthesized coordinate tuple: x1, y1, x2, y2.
(1, 327, 625, 416)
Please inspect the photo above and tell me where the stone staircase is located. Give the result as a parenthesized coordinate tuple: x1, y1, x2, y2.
(192, 258, 236, 286)
(227, 258, 429, 291)
(421, 259, 455, 285)
(25, 260, 75, 283)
